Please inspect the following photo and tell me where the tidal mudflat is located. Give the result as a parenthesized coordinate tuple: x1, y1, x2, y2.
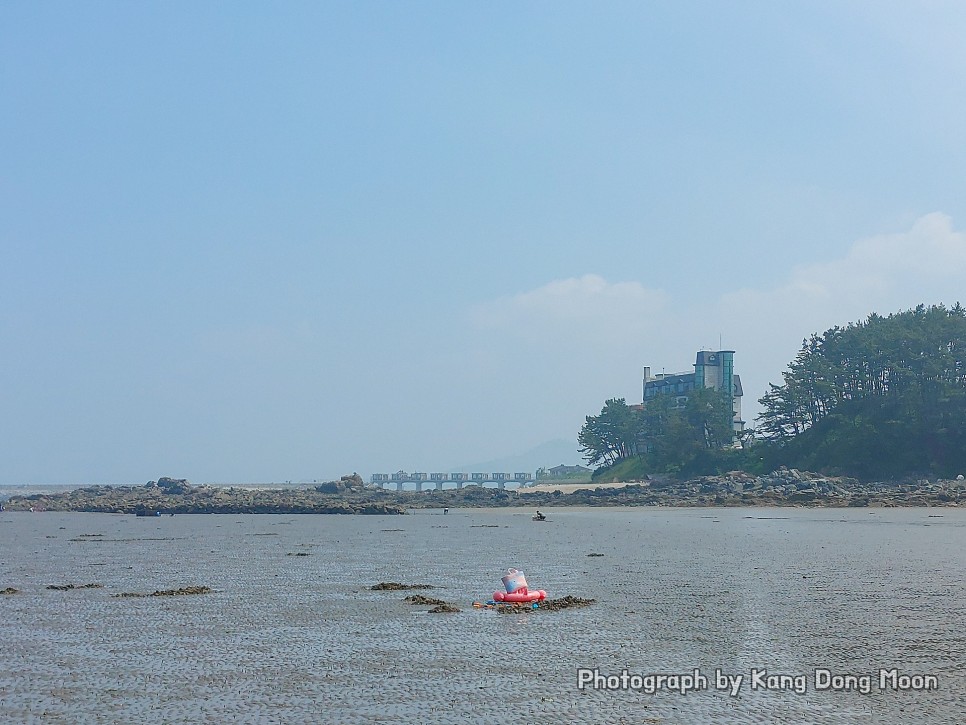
(1, 507, 964, 724)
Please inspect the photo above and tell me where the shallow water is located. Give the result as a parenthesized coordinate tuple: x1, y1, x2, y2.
(1, 507, 964, 724)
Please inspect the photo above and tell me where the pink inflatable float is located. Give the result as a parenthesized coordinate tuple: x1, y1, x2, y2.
(492, 568, 546, 603)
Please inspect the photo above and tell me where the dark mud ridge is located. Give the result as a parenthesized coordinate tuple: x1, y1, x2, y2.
(404, 594, 447, 605)
(403, 594, 460, 613)
(3, 475, 406, 515)
(427, 603, 460, 613)
(370, 584, 460, 612)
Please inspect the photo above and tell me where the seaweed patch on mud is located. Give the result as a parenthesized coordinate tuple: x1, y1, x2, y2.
(403, 593, 461, 612)
(404, 594, 447, 606)
(370, 582, 436, 591)
(496, 596, 597, 614)
(113, 586, 213, 598)
(427, 603, 460, 613)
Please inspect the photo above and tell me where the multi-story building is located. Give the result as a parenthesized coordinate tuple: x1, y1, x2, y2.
(642, 350, 744, 438)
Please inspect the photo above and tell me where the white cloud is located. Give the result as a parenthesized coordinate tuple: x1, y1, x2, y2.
(470, 214, 966, 430)
(791, 211, 965, 300)
(721, 211, 966, 331)
(714, 212, 966, 423)
(471, 273, 668, 343)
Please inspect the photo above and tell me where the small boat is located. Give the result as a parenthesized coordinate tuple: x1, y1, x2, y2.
(532, 513, 548, 522)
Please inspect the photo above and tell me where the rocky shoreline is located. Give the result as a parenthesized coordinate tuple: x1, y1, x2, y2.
(500, 467, 965, 508)
(375, 467, 966, 509)
(520, 467, 966, 508)
(0, 476, 407, 515)
(2, 469, 964, 514)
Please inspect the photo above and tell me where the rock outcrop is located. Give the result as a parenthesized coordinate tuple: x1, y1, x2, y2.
(154, 477, 193, 494)
(315, 473, 366, 494)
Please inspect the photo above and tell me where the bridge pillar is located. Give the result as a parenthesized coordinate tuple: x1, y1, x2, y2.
(435, 481, 443, 491)
(498, 480, 505, 490)
(396, 482, 403, 492)
(456, 481, 463, 490)
(415, 481, 423, 492)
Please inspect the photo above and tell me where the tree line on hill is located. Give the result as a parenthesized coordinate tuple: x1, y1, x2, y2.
(580, 303, 966, 481)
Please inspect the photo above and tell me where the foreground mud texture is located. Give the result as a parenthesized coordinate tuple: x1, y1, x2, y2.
(1, 508, 962, 724)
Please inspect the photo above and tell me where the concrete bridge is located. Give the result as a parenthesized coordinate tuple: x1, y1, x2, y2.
(371, 471, 533, 492)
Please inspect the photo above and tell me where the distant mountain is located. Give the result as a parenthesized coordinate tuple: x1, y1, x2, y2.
(451, 439, 584, 474)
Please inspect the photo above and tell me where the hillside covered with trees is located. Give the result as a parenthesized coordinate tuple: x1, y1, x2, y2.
(757, 303, 966, 478)
(580, 303, 966, 481)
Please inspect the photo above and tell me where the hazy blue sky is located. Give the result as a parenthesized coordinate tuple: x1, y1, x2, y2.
(4, 2, 966, 483)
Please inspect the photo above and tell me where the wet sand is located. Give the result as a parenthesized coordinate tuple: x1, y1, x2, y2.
(1, 507, 964, 724)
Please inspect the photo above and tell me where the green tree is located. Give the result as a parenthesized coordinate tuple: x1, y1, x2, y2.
(759, 303, 966, 478)
(646, 388, 735, 475)
(580, 389, 738, 477)
(578, 398, 644, 466)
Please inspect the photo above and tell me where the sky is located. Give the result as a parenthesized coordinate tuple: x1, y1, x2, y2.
(4, 2, 966, 484)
